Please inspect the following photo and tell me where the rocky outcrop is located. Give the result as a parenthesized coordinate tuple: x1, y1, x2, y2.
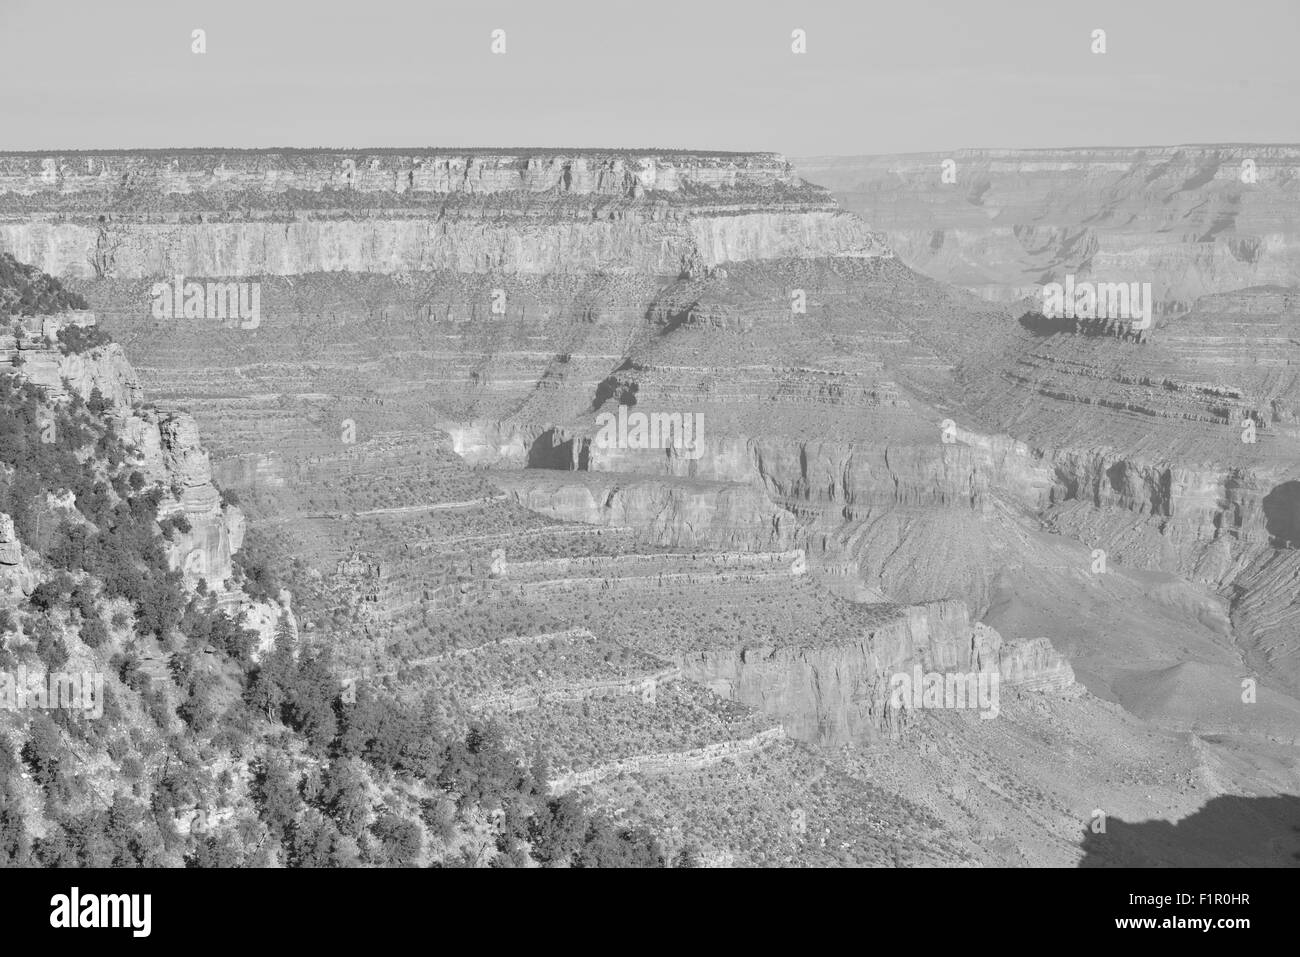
(4, 308, 246, 592)
(240, 589, 299, 661)
(971, 627, 1077, 693)
(683, 600, 1074, 746)
(3, 312, 145, 407)
(491, 470, 794, 549)
(0, 514, 20, 567)
(120, 409, 245, 589)
(0, 513, 36, 597)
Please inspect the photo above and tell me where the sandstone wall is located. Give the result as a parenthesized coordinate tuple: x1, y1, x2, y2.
(0, 211, 883, 279)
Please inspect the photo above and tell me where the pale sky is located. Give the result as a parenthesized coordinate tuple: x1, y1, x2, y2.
(1, 0, 1295, 155)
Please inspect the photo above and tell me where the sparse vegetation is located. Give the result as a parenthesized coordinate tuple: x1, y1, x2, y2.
(0, 253, 88, 317)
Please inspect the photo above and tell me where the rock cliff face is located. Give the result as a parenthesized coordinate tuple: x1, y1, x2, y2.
(150, 412, 246, 588)
(0, 150, 805, 197)
(0, 149, 887, 278)
(3, 312, 140, 404)
(3, 311, 245, 591)
(0, 513, 36, 598)
(1, 211, 883, 278)
(683, 600, 1074, 746)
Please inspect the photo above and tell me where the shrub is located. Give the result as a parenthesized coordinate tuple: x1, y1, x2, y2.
(56, 323, 111, 355)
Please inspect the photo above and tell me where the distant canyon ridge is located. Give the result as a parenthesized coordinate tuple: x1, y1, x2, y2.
(793, 145, 1300, 314)
(0, 149, 883, 278)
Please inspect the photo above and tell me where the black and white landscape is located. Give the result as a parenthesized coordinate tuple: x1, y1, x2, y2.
(0, 0, 1297, 873)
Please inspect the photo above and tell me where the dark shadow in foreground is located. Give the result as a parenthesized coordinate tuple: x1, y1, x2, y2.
(1078, 794, 1300, 867)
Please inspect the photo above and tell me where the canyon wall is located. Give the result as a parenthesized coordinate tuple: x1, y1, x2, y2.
(0, 211, 883, 279)
(0, 150, 888, 278)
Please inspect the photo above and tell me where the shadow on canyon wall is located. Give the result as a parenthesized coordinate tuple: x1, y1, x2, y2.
(1078, 794, 1300, 867)
(1262, 481, 1300, 549)
(1017, 310, 1150, 341)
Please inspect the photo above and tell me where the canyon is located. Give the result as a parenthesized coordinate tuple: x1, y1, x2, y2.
(794, 146, 1300, 312)
(1, 146, 1296, 865)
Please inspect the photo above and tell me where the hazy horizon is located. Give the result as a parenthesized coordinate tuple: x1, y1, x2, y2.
(0, 142, 1297, 157)
(2, 0, 1295, 155)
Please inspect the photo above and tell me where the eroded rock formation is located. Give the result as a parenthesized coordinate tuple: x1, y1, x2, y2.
(4, 310, 247, 595)
(684, 600, 1075, 746)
